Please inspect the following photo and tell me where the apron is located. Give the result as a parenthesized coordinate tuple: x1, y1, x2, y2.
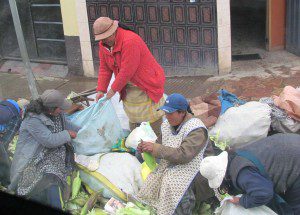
(137, 118, 208, 215)
(123, 84, 164, 124)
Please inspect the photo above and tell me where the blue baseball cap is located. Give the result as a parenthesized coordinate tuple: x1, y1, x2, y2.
(159, 93, 189, 113)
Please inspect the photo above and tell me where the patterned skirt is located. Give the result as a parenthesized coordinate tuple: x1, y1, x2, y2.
(123, 84, 164, 124)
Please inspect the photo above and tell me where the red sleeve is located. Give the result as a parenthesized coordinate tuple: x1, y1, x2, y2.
(111, 41, 140, 92)
(96, 44, 113, 92)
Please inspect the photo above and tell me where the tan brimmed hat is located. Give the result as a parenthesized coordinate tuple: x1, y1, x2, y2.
(93, 17, 118, 41)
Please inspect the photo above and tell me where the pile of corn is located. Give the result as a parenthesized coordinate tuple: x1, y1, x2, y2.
(65, 171, 108, 215)
(65, 171, 155, 215)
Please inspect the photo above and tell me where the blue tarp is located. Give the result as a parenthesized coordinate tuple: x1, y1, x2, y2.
(218, 89, 246, 114)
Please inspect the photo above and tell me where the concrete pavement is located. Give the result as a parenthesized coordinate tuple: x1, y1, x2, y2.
(1, 55, 300, 101)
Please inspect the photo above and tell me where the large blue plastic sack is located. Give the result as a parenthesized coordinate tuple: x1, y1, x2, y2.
(69, 98, 125, 155)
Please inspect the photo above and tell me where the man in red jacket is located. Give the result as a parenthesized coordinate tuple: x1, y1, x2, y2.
(93, 17, 165, 135)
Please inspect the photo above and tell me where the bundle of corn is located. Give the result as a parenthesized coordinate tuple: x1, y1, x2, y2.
(116, 201, 156, 215)
(0, 185, 7, 192)
(65, 171, 111, 215)
(87, 208, 108, 215)
(209, 131, 229, 151)
(65, 188, 108, 215)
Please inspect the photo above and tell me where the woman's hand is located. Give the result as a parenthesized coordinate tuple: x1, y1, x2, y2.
(68, 130, 77, 139)
(138, 141, 154, 153)
(95, 91, 105, 102)
(228, 196, 240, 204)
(106, 89, 116, 100)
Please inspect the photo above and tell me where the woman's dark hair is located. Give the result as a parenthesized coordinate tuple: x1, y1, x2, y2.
(187, 105, 194, 115)
(118, 22, 135, 32)
(177, 105, 194, 115)
(24, 98, 56, 117)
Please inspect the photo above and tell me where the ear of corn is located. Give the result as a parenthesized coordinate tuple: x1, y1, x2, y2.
(80, 190, 103, 215)
(72, 171, 82, 199)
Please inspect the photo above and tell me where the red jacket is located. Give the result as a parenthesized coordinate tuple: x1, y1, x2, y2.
(96, 28, 165, 103)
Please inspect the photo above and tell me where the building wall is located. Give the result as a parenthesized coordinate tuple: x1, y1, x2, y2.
(60, 0, 84, 75)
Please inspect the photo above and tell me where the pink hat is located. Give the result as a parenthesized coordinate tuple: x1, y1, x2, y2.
(93, 17, 119, 41)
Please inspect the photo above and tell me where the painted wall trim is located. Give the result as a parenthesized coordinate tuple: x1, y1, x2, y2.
(60, 0, 79, 36)
(217, 0, 232, 75)
(60, 0, 84, 75)
(75, 0, 95, 77)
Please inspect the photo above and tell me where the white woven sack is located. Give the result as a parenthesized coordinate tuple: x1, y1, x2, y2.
(75, 153, 143, 197)
(209, 101, 271, 147)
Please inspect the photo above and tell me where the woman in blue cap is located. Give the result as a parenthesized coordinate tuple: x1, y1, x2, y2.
(137, 93, 215, 215)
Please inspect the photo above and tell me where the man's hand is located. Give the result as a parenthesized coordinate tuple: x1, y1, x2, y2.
(68, 130, 77, 139)
(106, 89, 116, 100)
(138, 141, 154, 153)
(228, 196, 240, 204)
(95, 91, 105, 102)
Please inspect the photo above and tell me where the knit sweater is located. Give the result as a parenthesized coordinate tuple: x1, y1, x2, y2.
(229, 133, 300, 194)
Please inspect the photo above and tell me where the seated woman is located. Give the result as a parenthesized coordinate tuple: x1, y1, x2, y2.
(137, 93, 215, 215)
(9, 89, 80, 209)
(200, 133, 300, 215)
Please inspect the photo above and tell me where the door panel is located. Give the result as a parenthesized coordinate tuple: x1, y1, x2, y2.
(0, 0, 66, 62)
(30, 0, 66, 61)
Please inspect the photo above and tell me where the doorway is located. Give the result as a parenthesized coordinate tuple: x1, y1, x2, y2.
(0, 0, 66, 63)
(230, 0, 267, 59)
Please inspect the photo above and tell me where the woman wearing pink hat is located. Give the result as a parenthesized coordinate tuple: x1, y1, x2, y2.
(93, 17, 165, 136)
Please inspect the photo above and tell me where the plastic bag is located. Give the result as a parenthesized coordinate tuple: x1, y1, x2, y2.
(125, 122, 158, 171)
(215, 196, 277, 215)
(69, 98, 125, 155)
(273, 86, 300, 121)
(125, 122, 157, 149)
(218, 89, 246, 114)
(209, 102, 271, 147)
(75, 152, 143, 201)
